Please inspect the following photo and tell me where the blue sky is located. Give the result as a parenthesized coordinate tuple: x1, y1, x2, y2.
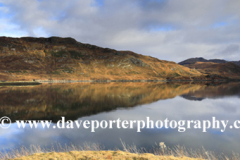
(0, 0, 240, 62)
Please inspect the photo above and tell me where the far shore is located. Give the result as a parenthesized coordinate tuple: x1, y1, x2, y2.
(0, 78, 239, 85)
(0, 81, 41, 86)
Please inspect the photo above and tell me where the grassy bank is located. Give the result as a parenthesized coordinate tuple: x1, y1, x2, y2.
(12, 150, 202, 160)
(1, 142, 238, 160)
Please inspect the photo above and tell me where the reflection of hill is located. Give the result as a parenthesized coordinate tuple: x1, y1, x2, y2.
(0, 83, 203, 122)
(180, 95, 204, 101)
(180, 82, 240, 100)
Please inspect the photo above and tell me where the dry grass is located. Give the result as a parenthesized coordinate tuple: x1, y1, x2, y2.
(1, 141, 239, 160)
(11, 151, 202, 160)
(184, 62, 240, 79)
(0, 37, 203, 82)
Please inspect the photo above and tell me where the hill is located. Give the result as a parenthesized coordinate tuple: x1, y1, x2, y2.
(181, 62, 240, 79)
(179, 57, 240, 79)
(0, 37, 203, 82)
(179, 57, 240, 66)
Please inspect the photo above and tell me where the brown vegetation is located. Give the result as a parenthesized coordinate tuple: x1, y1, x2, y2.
(12, 150, 202, 160)
(183, 62, 240, 79)
(179, 58, 240, 80)
(0, 37, 204, 82)
(0, 143, 225, 160)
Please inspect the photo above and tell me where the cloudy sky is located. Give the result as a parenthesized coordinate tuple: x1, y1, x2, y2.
(0, 0, 240, 62)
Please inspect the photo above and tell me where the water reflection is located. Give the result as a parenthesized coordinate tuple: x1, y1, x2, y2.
(181, 83, 240, 100)
(1, 82, 240, 156)
(0, 82, 205, 122)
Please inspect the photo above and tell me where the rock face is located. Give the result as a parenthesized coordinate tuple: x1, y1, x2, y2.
(0, 36, 203, 81)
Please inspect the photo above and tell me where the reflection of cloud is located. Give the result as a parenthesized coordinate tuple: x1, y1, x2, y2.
(0, 126, 24, 150)
(1, 96, 240, 156)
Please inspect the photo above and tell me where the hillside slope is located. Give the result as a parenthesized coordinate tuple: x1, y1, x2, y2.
(179, 57, 240, 79)
(182, 62, 240, 79)
(0, 37, 203, 81)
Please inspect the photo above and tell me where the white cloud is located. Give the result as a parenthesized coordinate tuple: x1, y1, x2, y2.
(0, 0, 240, 61)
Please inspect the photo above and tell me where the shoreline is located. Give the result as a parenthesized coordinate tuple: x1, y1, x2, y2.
(0, 78, 239, 86)
(1, 79, 239, 84)
(0, 81, 41, 86)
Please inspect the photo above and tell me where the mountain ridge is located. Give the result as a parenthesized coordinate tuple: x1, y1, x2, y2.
(1, 36, 240, 82)
(0, 36, 206, 82)
(179, 57, 240, 79)
(179, 57, 240, 66)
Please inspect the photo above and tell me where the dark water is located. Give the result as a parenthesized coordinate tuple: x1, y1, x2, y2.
(1, 82, 240, 155)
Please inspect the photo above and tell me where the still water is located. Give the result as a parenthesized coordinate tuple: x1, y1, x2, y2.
(0, 82, 240, 155)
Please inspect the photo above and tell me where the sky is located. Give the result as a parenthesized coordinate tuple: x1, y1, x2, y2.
(0, 0, 240, 62)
